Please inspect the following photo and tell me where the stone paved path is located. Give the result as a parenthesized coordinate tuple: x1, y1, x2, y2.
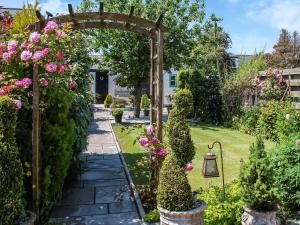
(50, 105, 141, 225)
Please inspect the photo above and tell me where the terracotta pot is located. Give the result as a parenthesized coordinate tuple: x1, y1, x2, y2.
(20, 211, 36, 225)
(158, 201, 206, 225)
(144, 109, 150, 117)
(241, 207, 280, 225)
(114, 114, 122, 123)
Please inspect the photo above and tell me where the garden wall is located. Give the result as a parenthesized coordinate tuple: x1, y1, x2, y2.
(260, 68, 300, 109)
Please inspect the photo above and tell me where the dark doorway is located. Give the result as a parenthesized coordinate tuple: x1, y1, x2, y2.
(94, 70, 109, 104)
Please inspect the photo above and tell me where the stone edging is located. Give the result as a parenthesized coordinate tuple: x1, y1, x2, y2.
(108, 122, 146, 218)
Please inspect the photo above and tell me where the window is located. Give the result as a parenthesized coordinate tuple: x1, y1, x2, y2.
(169, 73, 177, 87)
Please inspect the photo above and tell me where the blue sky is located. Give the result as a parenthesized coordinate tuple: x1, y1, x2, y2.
(3, 0, 300, 54)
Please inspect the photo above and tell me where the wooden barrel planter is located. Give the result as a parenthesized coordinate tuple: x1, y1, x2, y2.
(158, 201, 206, 225)
(242, 207, 280, 225)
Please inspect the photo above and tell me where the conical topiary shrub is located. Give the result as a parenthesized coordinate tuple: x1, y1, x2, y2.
(167, 89, 195, 167)
(157, 155, 195, 211)
(104, 94, 113, 108)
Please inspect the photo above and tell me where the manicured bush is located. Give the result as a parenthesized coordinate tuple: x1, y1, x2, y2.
(140, 94, 150, 109)
(198, 180, 243, 225)
(157, 155, 195, 211)
(271, 134, 300, 212)
(240, 136, 278, 211)
(112, 108, 124, 116)
(0, 96, 25, 225)
(239, 106, 260, 135)
(167, 89, 195, 166)
(104, 94, 113, 108)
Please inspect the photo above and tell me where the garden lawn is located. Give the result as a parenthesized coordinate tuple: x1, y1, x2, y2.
(112, 123, 275, 190)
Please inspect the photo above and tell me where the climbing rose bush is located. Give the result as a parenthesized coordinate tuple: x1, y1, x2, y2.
(253, 68, 286, 101)
(0, 21, 78, 108)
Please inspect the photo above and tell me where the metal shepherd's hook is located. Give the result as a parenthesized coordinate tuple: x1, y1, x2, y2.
(208, 141, 225, 199)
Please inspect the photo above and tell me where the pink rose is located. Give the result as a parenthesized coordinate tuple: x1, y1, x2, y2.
(56, 31, 66, 38)
(15, 100, 22, 109)
(185, 163, 193, 172)
(40, 78, 49, 87)
(20, 50, 32, 61)
(21, 42, 31, 50)
(32, 51, 44, 61)
(42, 48, 49, 56)
(146, 124, 154, 134)
(2, 52, 11, 62)
(29, 32, 41, 43)
(69, 80, 77, 90)
(8, 49, 17, 56)
(138, 136, 149, 147)
(15, 80, 24, 88)
(45, 62, 58, 73)
(56, 50, 64, 60)
(0, 89, 6, 96)
(150, 137, 159, 144)
(22, 78, 32, 87)
(296, 140, 300, 146)
(44, 21, 58, 33)
(150, 149, 157, 156)
(7, 40, 18, 51)
(158, 148, 167, 157)
(58, 65, 65, 74)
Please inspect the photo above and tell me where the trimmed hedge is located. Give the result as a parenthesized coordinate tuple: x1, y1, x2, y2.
(0, 96, 25, 225)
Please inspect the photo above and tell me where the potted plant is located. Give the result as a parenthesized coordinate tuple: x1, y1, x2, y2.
(112, 108, 123, 123)
(140, 94, 151, 117)
(240, 136, 280, 225)
(157, 89, 206, 225)
(104, 94, 113, 108)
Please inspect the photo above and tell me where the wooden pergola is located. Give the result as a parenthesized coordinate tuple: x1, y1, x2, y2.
(30, 3, 168, 221)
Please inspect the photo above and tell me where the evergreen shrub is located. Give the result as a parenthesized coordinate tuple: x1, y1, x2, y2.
(240, 136, 278, 211)
(157, 155, 195, 211)
(140, 94, 150, 109)
(104, 94, 113, 108)
(0, 96, 25, 225)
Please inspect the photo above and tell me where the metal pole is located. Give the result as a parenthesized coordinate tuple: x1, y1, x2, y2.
(209, 141, 225, 199)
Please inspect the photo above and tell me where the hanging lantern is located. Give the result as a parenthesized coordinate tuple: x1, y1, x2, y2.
(202, 152, 219, 178)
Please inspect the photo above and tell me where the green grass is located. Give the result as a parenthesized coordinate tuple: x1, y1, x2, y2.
(112, 123, 275, 190)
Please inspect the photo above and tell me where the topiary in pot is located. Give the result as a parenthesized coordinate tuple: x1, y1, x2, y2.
(240, 136, 280, 225)
(104, 94, 113, 108)
(0, 97, 26, 225)
(157, 89, 205, 225)
(140, 94, 151, 117)
(112, 108, 123, 123)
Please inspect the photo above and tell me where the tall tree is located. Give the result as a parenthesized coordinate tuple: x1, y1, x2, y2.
(265, 29, 300, 68)
(78, 0, 205, 117)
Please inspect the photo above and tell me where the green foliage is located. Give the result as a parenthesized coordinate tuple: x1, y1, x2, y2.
(143, 209, 160, 223)
(0, 97, 25, 225)
(157, 155, 195, 211)
(198, 181, 243, 225)
(239, 106, 260, 135)
(112, 108, 124, 116)
(177, 69, 223, 122)
(40, 89, 76, 221)
(11, 3, 38, 33)
(257, 100, 300, 142)
(104, 94, 113, 108)
(240, 136, 278, 211)
(167, 89, 195, 166)
(270, 134, 300, 211)
(140, 94, 150, 109)
(222, 55, 267, 121)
